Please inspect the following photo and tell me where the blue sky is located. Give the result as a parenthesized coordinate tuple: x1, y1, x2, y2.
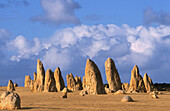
(0, 0, 170, 86)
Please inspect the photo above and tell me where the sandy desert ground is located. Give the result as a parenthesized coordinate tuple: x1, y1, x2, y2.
(0, 87, 170, 111)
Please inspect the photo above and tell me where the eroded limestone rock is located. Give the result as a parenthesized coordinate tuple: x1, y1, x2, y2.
(54, 67, 65, 91)
(143, 73, 154, 92)
(14, 83, 18, 88)
(83, 59, 105, 95)
(75, 75, 83, 90)
(121, 96, 134, 102)
(0, 91, 21, 110)
(7, 80, 15, 92)
(128, 65, 146, 93)
(114, 90, 125, 95)
(33, 72, 37, 82)
(32, 59, 45, 92)
(105, 58, 121, 91)
(24, 75, 32, 87)
(122, 83, 129, 92)
(44, 69, 56, 92)
(66, 73, 76, 91)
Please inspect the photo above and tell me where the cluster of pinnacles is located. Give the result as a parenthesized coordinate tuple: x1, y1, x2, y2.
(24, 58, 155, 94)
(0, 57, 156, 110)
(25, 59, 65, 92)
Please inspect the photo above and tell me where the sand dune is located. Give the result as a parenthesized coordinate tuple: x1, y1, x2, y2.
(0, 87, 170, 111)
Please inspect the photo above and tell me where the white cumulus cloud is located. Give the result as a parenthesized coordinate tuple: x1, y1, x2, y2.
(8, 35, 50, 62)
(31, 0, 81, 25)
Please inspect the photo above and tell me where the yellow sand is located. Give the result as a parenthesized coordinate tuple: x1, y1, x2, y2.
(0, 87, 170, 111)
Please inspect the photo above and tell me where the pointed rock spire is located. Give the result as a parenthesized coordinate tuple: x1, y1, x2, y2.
(75, 75, 83, 90)
(32, 59, 45, 92)
(83, 59, 105, 95)
(143, 73, 154, 92)
(44, 69, 56, 92)
(105, 58, 121, 91)
(128, 65, 146, 92)
(7, 80, 15, 91)
(54, 67, 65, 91)
(66, 73, 76, 91)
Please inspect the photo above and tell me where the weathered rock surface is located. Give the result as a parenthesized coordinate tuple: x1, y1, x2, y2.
(44, 69, 56, 92)
(54, 67, 65, 91)
(128, 65, 146, 93)
(121, 96, 134, 102)
(143, 73, 154, 92)
(82, 76, 86, 89)
(32, 59, 45, 92)
(151, 94, 159, 99)
(114, 90, 125, 95)
(66, 74, 82, 91)
(79, 90, 88, 96)
(60, 92, 67, 98)
(149, 91, 156, 95)
(60, 87, 67, 98)
(62, 87, 68, 93)
(158, 92, 163, 95)
(105, 87, 112, 94)
(24, 75, 32, 87)
(105, 58, 121, 91)
(132, 90, 139, 93)
(33, 72, 37, 82)
(83, 59, 105, 95)
(14, 83, 18, 88)
(7, 80, 15, 92)
(0, 91, 21, 110)
(66, 73, 76, 91)
(122, 83, 129, 92)
(75, 75, 83, 90)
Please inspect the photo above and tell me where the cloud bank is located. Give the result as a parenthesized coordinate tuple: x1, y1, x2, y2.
(31, 0, 81, 25)
(7, 24, 170, 83)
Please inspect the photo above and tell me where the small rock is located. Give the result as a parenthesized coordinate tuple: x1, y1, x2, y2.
(14, 83, 18, 88)
(105, 87, 112, 94)
(62, 87, 68, 93)
(79, 90, 88, 96)
(60, 92, 67, 98)
(114, 90, 125, 95)
(151, 94, 159, 99)
(158, 92, 162, 95)
(121, 96, 134, 102)
(132, 90, 139, 94)
(149, 91, 156, 95)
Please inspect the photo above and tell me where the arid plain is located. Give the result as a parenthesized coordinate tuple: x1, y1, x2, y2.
(0, 87, 170, 111)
